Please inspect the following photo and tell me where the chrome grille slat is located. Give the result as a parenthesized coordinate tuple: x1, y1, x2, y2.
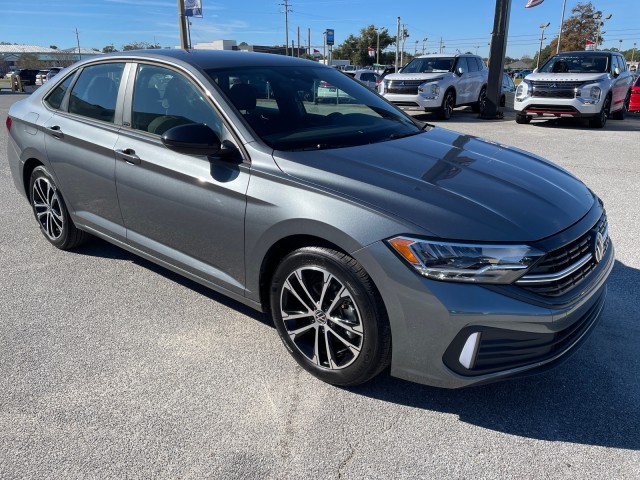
(516, 212, 609, 297)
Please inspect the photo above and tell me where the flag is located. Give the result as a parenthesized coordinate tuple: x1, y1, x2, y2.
(313, 49, 320, 53)
(368, 46, 375, 58)
(185, 0, 203, 17)
(525, 0, 544, 8)
(585, 39, 596, 51)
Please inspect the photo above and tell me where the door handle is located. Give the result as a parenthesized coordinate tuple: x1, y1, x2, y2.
(115, 148, 141, 165)
(46, 125, 64, 139)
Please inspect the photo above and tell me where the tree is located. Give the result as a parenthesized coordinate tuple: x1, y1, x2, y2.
(103, 45, 118, 53)
(49, 45, 58, 50)
(122, 41, 161, 51)
(332, 25, 396, 66)
(17, 53, 47, 69)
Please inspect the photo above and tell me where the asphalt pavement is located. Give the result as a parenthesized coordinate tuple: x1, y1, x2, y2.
(1, 91, 639, 479)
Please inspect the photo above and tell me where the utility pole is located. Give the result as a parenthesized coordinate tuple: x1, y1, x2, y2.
(400, 24, 407, 67)
(308, 28, 311, 57)
(422, 37, 427, 55)
(297, 26, 300, 56)
(280, 1, 292, 56)
(482, 0, 511, 120)
(177, 0, 189, 49)
(557, 0, 567, 54)
(633, 43, 637, 63)
(395, 17, 400, 72)
(75, 28, 82, 60)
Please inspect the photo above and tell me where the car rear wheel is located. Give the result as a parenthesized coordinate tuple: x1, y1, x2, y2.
(270, 247, 391, 386)
(438, 90, 455, 120)
(29, 166, 90, 250)
(590, 95, 611, 128)
(611, 91, 630, 120)
(515, 113, 531, 124)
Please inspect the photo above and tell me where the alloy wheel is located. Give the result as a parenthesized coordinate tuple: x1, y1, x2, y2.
(32, 177, 64, 241)
(279, 266, 364, 370)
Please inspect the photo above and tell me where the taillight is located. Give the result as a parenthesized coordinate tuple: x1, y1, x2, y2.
(5, 116, 11, 131)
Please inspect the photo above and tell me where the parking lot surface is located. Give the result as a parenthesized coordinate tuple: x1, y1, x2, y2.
(1, 92, 639, 479)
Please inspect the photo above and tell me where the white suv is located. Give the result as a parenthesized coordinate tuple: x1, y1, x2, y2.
(514, 51, 633, 128)
(378, 54, 488, 119)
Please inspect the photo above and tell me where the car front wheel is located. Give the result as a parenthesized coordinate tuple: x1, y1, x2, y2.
(590, 95, 611, 128)
(612, 91, 630, 120)
(29, 166, 90, 250)
(515, 113, 531, 124)
(438, 90, 455, 120)
(270, 247, 391, 386)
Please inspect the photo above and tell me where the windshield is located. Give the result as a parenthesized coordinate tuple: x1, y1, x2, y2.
(400, 57, 454, 74)
(205, 65, 422, 151)
(539, 55, 610, 74)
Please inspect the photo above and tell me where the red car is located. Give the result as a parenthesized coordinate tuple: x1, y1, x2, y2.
(629, 76, 640, 112)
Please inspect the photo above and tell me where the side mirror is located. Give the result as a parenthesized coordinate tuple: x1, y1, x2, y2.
(613, 67, 620, 77)
(456, 67, 464, 76)
(161, 123, 221, 156)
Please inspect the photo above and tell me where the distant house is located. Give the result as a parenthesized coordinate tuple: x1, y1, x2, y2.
(505, 60, 532, 70)
(0, 45, 103, 74)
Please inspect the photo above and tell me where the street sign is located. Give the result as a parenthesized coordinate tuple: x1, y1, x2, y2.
(326, 29, 334, 46)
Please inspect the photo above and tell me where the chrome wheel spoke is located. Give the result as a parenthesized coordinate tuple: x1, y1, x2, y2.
(294, 269, 319, 309)
(283, 311, 314, 321)
(311, 325, 321, 365)
(329, 315, 363, 336)
(323, 327, 337, 369)
(288, 322, 316, 338)
(327, 326, 361, 354)
(283, 278, 315, 313)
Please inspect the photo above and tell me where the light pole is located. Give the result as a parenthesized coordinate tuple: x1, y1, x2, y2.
(619, 39, 623, 52)
(633, 43, 637, 63)
(557, 0, 567, 54)
(414, 40, 418, 55)
(537, 22, 550, 70)
(593, 12, 612, 50)
(422, 37, 427, 55)
(323, 30, 327, 65)
(375, 27, 384, 66)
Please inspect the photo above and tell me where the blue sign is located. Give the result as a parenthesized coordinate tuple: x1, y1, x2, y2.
(326, 29, 334, 46)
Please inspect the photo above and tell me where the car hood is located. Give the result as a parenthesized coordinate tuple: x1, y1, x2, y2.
(525, 72, 609, 83)
(384, 72, 451, 82)
(273, 128, 594, 242)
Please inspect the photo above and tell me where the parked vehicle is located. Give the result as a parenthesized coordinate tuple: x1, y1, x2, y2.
(9, 68, 39, 86)
(501, 72, 516, 107)
(378, 54, 488, 119)
(629, 75, 640, 112)
(344, 69, 380, 90)
(46, 67, 63, 82)
(514, 51, 633, 128)
(35, 70, 50, 86)
(6, 50, 613, 388)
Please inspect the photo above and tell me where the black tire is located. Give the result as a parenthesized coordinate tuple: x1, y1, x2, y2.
(438, 90, 455, 120)
(611, 91, 630, 120)
(29, 166, 90, 250)
(270, 247, 391, 386)
(590, 95, 611, 128)
(471, 87, 487, 113)
(515, 113, 531, 124)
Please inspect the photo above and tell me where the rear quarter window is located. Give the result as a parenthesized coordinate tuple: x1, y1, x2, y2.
(44, 74, 75, 110)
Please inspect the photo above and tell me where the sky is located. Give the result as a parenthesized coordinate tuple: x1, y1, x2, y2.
(2, 0, 638, 59)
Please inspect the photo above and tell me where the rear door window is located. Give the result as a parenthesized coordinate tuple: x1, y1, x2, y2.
(68, 63, 125, 123)
(44, 74, 75, 110)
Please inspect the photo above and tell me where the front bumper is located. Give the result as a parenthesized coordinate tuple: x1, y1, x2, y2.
(515, 95, 603, 118)
(382, 92, 442, 111)
(354, 221, 614, 389)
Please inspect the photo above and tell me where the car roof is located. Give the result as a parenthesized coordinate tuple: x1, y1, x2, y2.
(78, 49, 324, 71)
(555, 51, 613, 57)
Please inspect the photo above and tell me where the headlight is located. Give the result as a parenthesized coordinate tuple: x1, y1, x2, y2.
(379, 80, 387, 94)
(419, 83, 440, 99)
(387, 237, 544, 284)
(576, 83, 602, 104)
(515, 80, 531, 101)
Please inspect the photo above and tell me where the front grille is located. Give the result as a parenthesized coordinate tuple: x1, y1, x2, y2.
(443, 290, 605, 376)
(386, 80, 423, 95)
(525, 104, 578, 114)
(516, 212, 609, 297)
(531, 81, 582, 99)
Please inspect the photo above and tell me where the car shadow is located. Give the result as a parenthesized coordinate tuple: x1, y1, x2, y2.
(70, 237, 272, 326)
(527, 113, 640, 131)
(71, 239, 638, 450)
(349, 259, 640, 450)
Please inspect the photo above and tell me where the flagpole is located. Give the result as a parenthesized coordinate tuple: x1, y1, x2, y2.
(556, 0, 567, 54)
(177, 0, 189, 49)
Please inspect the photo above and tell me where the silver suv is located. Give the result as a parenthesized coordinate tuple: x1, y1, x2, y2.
(515, 51, 633, 128)
(378, 54, 488, 119)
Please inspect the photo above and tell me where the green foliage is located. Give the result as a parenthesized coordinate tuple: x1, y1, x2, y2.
(122, 42, 161, 51)
(332, 25, 396, 66)
(16, 53, 47, 69)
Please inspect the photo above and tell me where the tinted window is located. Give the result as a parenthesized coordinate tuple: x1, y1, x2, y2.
(475, 58, 486, 71)
(401, 57, 454, 74)
(68, 63, 124, 123)
(205, 65, 421, 151)
(131, 64, 222, 136)
(467, 57, 479, 72)
(44, 74, 74, 110)
(540, 55, 609, 73)
(455, 57, 469, 73)
(359, 72, 377, 82)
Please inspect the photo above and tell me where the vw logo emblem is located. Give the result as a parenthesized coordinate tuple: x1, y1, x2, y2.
(314, 310, 327, 324)
(593, 231, 605, 264)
